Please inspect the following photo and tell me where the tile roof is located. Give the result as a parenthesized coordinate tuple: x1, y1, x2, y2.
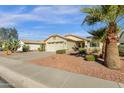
(64, 34, 88, 41)
(21, 40, 45, 44)
(44, 34, 76, 42)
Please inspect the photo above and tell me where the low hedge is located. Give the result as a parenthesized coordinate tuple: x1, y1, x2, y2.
(56, 49, 66, 54)
(84, 55, 96, 61)
(22, 45, 30, 52)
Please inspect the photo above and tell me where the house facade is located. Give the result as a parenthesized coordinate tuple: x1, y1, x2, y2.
(45, 35, 83, 52)
(44, 34, 102, 52)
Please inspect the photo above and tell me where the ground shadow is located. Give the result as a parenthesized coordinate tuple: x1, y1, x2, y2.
(96, 58, 104, 65)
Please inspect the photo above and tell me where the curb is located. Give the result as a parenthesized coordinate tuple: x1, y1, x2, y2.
(118, 83, 124, 88)
(0, 65, 47, 88)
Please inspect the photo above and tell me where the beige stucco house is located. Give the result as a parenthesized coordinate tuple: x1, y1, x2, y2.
(45, 34, 90, 52)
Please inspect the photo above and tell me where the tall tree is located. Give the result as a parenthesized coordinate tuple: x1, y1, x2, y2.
(8, 27, 18, 40)
(81, 5, 124, 69)
(0, 27, 18, 41)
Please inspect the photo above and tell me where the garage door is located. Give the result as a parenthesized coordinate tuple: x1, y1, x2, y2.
(46, 42, 66, 52)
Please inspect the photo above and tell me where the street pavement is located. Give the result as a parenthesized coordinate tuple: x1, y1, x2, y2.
(0, 52, 124, 88)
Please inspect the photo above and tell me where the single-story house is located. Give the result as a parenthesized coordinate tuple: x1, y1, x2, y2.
(18, 40, 44, 51)
(44, 34, 88, 52)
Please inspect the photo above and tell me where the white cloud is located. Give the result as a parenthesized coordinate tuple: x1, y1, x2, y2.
(33, 5, 81, 15)
(0, 5, 82, 27)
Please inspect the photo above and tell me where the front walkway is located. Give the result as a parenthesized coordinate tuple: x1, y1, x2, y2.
(0, 56, 123, 88)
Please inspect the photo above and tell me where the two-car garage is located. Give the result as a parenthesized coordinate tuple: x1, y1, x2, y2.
(46, 42, 66, 52)
(45, 35, 67, 52)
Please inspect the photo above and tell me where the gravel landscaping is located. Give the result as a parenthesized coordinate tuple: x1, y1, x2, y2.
(30, 54, 124, 84)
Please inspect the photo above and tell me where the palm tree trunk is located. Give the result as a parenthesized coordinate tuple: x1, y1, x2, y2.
(104, 22, 121, 69)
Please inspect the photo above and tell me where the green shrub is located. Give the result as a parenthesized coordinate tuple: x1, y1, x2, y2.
(78, 48, 86, 54)
(56, 49, 66, 54)
(118, 45, 124, 56)
(38, 44, 45, 52)
(84, 55, 96, 61)
(22, 45, 30, 52)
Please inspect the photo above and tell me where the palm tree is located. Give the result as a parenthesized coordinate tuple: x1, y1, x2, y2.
(81, 5, 124, 69)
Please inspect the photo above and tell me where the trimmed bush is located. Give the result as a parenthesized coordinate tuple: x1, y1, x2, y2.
(22, 45, 30, 52)
(84, 55, 96, 61)
(78, 48, 86, 54)
(118, 45, 124, 56)
(56, 49, 66, 54)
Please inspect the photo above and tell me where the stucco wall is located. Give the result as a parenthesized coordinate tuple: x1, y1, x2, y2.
(26, 44, 40, 50)
(66, 41, 76, 50)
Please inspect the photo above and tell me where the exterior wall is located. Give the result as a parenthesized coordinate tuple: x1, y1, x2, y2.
(66, 41, 76, 50)
(45, 36, 67, 52)
(26, 44, 40, 50)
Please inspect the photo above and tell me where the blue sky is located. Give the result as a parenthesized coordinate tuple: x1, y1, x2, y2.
(0, 5, 102, 40)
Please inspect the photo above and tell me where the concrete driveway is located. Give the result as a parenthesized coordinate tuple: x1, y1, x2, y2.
(3, 51, 55, 62)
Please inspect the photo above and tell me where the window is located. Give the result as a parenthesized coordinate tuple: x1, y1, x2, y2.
(90, 42, 99, 47)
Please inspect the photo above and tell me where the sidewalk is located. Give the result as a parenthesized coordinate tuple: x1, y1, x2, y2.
(0, 56, 124, 88)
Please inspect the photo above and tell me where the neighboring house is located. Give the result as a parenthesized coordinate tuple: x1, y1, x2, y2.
(45, 34, 88, 52)
(86, 36, 103, 51)
(18, 40, 44, 51)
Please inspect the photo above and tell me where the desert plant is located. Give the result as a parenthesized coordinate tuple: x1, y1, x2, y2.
(85, 55, 96, 61)
(8, 38, 20, 53)
(118, 45, 124, 56)
(22, 45, 30, 52)
(2, 38, 20, 53)
(56, 49, 66, 54)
